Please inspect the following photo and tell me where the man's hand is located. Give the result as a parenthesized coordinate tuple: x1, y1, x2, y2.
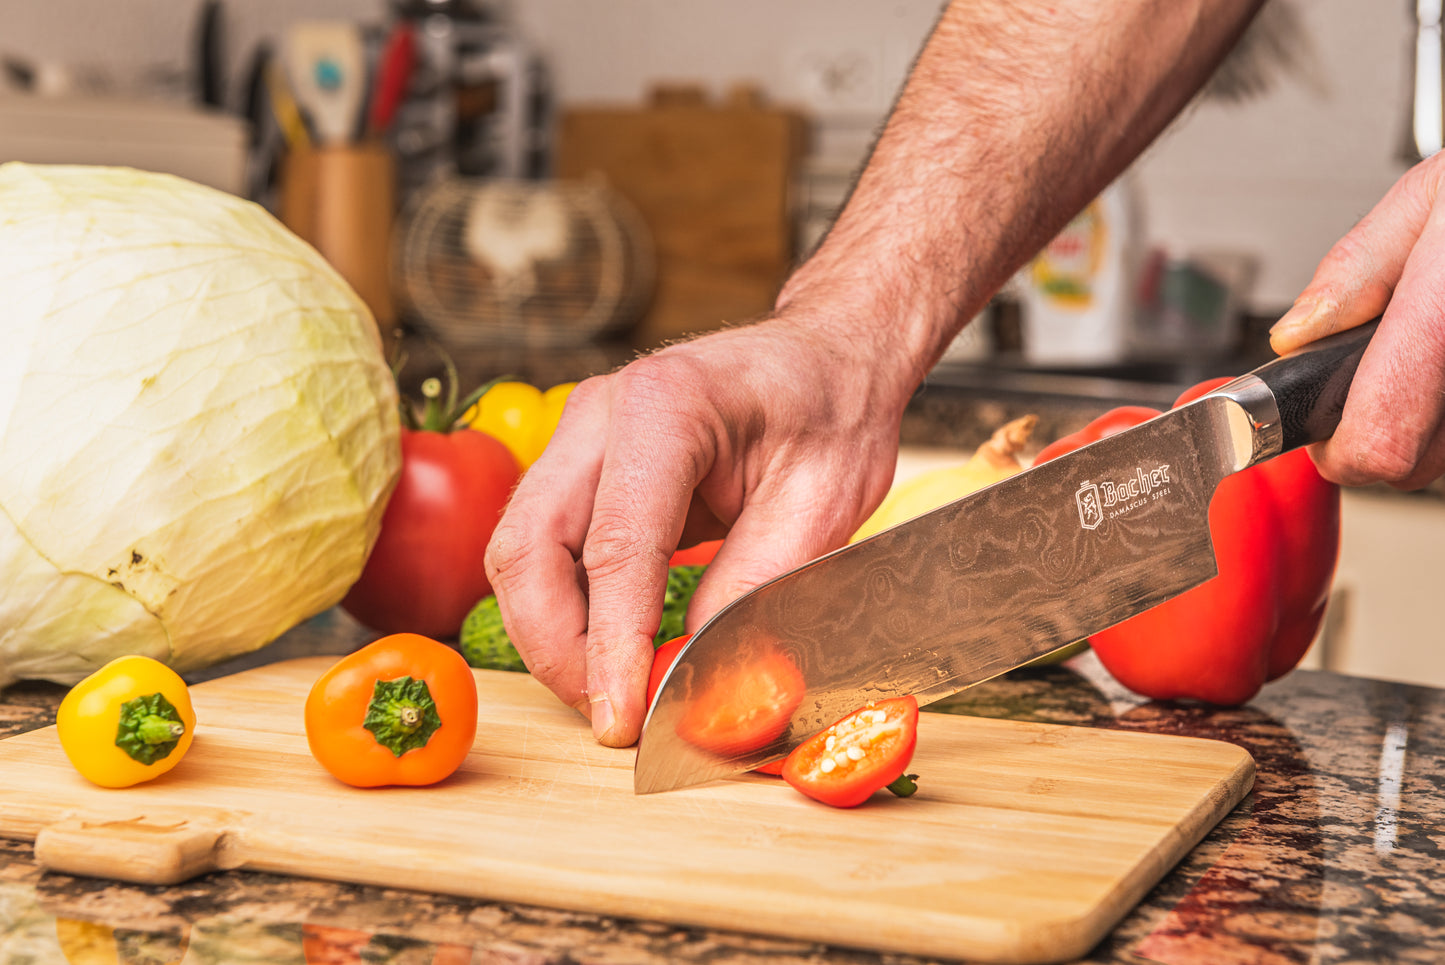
(1269, 152, 1445, 490)
(483, 0, 1270, 746)
(483, 313, 908, 747)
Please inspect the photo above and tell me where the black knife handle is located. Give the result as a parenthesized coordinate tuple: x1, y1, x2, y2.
(1251, 318, 1378, 452)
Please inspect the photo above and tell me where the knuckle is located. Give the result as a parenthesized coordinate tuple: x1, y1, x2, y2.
(611, 354, 710, 417)
(521, 647, 575, 688)
(483, 519, 530, 585)
(1330, 428, 1421, 487)
(581, 514, 666, 578)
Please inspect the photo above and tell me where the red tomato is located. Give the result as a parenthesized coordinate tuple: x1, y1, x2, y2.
(668, 539, 722, 567)
(782, 696, 919, 808)
(342, 429, 521, 639)
(648, 635, 784, 775)
(646, 634, 690, 708)
(675, 650, 807, 758)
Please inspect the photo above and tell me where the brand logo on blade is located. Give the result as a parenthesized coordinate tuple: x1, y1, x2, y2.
(1075, 480, 1104, 530)
(1076, 464, 1172, 529)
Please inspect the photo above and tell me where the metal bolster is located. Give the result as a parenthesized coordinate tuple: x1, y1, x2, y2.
(1209, 374, 1285, 470)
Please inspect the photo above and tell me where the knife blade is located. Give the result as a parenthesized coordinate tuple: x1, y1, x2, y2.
(635, 319, 1377, 794)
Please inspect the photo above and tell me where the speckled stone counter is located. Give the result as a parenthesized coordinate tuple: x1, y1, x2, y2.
(1, 609, 1441, 964)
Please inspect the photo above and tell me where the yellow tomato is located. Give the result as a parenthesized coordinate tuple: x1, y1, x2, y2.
(466, 381, 575, 469)
(56, 655, 196, 788)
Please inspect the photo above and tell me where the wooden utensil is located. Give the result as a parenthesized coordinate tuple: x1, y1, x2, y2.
(0, 658, 1253, 965)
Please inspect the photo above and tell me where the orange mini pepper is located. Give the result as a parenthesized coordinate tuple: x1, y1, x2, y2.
(305, 634, 478, 787)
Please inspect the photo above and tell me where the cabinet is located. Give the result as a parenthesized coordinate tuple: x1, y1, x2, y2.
(1310, 490, 1445, 689)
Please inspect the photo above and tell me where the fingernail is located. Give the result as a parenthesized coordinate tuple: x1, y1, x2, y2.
(1269, 298, 1336, 345)
(589, 693, 616, 743)
(571, 695, 593, 722)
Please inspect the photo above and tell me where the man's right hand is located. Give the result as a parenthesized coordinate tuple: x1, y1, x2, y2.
(483, 311, 911, 749)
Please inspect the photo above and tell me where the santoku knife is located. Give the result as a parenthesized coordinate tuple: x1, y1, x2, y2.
(635, 319, 1378, 794)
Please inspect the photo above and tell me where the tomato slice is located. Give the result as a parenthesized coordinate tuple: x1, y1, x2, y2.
(673, 650, 806, 758)
(649, 636, 787, 775)
(782, 696, 919, 807)
(668, 539, 722, 567)
(647, 634, 691, 708)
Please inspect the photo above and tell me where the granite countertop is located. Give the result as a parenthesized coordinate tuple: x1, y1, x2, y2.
(0, 611, 1442, 964)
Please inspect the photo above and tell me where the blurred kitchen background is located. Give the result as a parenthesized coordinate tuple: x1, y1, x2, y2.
(4, 0, 1444, 688)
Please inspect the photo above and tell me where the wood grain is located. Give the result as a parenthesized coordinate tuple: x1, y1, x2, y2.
(555, 88, 806, 349)
(0, 658, 1253, 965)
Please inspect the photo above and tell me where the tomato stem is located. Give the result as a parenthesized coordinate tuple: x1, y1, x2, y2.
(114, 693, 186, 765)
(363, 676, 443, 757)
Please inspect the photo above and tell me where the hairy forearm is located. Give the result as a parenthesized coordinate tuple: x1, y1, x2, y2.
(778, 0, 1264, 395)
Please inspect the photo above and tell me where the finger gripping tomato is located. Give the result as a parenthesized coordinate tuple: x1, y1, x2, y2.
(56, 655, 196, 788)
(305, 634, 478, 787)
(1033, 379, 1341, 706)
(782, 696, 920, 808)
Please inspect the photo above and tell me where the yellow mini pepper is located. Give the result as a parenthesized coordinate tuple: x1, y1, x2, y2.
(56, 655, 196, 788)
(465, 381, 575, 469)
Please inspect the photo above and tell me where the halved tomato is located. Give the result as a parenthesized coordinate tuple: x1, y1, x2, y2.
(674, 650, 806, 758)
(782, 696, 919, 807)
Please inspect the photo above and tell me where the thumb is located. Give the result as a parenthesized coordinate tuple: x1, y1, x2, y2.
(1269, 158, 1442, 354)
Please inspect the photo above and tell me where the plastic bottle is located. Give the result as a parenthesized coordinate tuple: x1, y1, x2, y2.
(1017, 175, 1142, 366)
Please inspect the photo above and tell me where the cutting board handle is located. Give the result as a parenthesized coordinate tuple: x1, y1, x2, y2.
(36, 817, 230, 885)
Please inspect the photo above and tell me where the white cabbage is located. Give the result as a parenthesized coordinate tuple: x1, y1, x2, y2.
(0, 163, 401, 687)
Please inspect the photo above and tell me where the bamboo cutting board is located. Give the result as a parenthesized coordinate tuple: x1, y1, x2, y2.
(0, 658, 1252, 965)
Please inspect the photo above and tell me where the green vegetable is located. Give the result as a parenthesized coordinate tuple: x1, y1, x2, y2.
(459, 564, 708, 672)
(0, 163, 401, 688)
(656, 565, 705, 648)
(458, 596, 528, 672)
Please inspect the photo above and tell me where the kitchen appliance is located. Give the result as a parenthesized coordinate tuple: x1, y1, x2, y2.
(393, 176, 653, 349)
(385, 0, 549, 197)
(0, 657, 1252, 965)
(638, 321, 1375, 794)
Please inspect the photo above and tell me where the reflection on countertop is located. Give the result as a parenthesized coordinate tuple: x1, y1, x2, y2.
(0, 609, 1442, 964)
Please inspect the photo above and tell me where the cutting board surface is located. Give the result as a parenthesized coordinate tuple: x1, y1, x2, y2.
(0, 658, 1253, 964)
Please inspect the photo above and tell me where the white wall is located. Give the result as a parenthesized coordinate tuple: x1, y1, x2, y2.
(2, 0, 1416, 310)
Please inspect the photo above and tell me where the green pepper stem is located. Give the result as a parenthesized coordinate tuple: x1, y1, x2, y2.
(135, 715, 186, 745)
(115, 693, 187, 766)
(887, 773, 920, 798)
(363, 677, 443, 757)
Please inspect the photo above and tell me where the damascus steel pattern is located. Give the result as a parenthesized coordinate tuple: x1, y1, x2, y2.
(636, 394, 1269, 794)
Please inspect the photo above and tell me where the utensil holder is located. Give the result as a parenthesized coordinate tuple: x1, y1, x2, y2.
(281, 144, 398, 345)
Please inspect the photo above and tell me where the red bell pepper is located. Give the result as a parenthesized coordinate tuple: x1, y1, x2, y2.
(1032, 379, 1340, 705)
